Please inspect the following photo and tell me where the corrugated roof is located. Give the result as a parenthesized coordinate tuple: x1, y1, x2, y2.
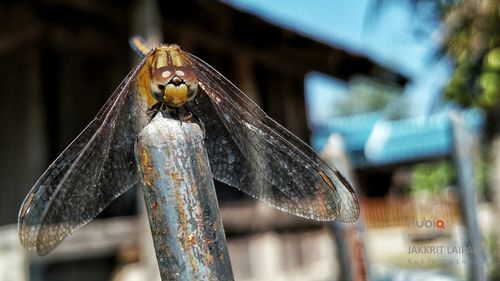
(311, 109, 484, 167)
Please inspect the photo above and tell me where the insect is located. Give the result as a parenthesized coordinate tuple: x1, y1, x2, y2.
(18, 36, 360, 256)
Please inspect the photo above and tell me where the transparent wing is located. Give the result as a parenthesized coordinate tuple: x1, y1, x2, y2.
(18, 55, 151, 255)
(184, 52, 359, 222)
(189, 92, 296, 207)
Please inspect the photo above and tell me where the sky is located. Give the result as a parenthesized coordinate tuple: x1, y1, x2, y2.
(224, 0, 453, 118)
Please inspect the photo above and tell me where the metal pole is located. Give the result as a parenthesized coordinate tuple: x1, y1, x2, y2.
(449, 111, 486, 281)
(135, 113, 234, 281)
(322, 134, 370, 281)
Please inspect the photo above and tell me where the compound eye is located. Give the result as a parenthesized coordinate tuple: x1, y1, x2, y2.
(153, 66, 176, 84)
(176, 66, 197, 82)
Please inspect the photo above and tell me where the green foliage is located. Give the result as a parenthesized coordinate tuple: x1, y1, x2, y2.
(410, 161, 454, 195)
(410, 154, 488, 197)
(487, 233, 500, 280)
(334, 76, 405, 117)
(442, 0, 500, 111)
(372, 0, 500, 114)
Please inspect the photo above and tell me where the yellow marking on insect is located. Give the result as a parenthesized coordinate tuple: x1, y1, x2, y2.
(20, 193, 34, 218)
(319, 171, 336, 192)
(131, 37, 150, 56)
(164, 83, 188, 107)
(153, 49, 169, 69)
(151, 45, 186, 70)
(165, 45, 184, 67)
(136, 54, 156, 107)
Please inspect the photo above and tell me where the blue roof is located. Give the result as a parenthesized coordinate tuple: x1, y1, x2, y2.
(311, 109, 485, 167)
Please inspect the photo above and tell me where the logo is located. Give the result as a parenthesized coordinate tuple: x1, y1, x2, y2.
(409, 219, 445, 229)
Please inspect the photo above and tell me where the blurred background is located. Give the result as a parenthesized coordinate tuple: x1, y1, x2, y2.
(0, 0, 499, 280)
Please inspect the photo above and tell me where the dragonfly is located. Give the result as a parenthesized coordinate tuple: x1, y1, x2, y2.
(18, 36, 360, 256)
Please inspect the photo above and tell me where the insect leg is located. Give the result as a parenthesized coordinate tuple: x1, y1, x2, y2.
(183, 104, 206, 136)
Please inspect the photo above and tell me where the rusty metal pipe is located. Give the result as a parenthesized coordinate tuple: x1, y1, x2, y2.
(135, 113, 234, 281)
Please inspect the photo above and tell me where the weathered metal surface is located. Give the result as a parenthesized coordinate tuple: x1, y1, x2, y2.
(135, 113, 234, 281)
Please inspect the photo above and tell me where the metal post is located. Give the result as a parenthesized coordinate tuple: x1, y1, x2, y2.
(135, 113, 234, 281)
(449, 111, 486, 281)
(322, 134, 370, 281)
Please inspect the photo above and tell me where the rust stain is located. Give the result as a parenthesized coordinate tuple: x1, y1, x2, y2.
(170, 171, 181, 186)
(185, 233, 196, 249)
(204, 253, 214, 265)
(139, 148, 156, 188)
(189, 179, 200, 200)
(170, 169, 202, 276)
(172, 171, 192, 248)
(184, 236, 199, 272)
(172, 180, 185, 223)
(195, 151, 207, 177)
(151, 201, 158, 211)
(188, 252, 200, 275)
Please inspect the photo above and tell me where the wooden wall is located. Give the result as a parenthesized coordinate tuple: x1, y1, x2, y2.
(0, 0, 404, 225)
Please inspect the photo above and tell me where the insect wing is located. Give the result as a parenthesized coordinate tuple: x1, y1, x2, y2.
(18, 54, 151, 255)
(183, 52, 359, 222)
